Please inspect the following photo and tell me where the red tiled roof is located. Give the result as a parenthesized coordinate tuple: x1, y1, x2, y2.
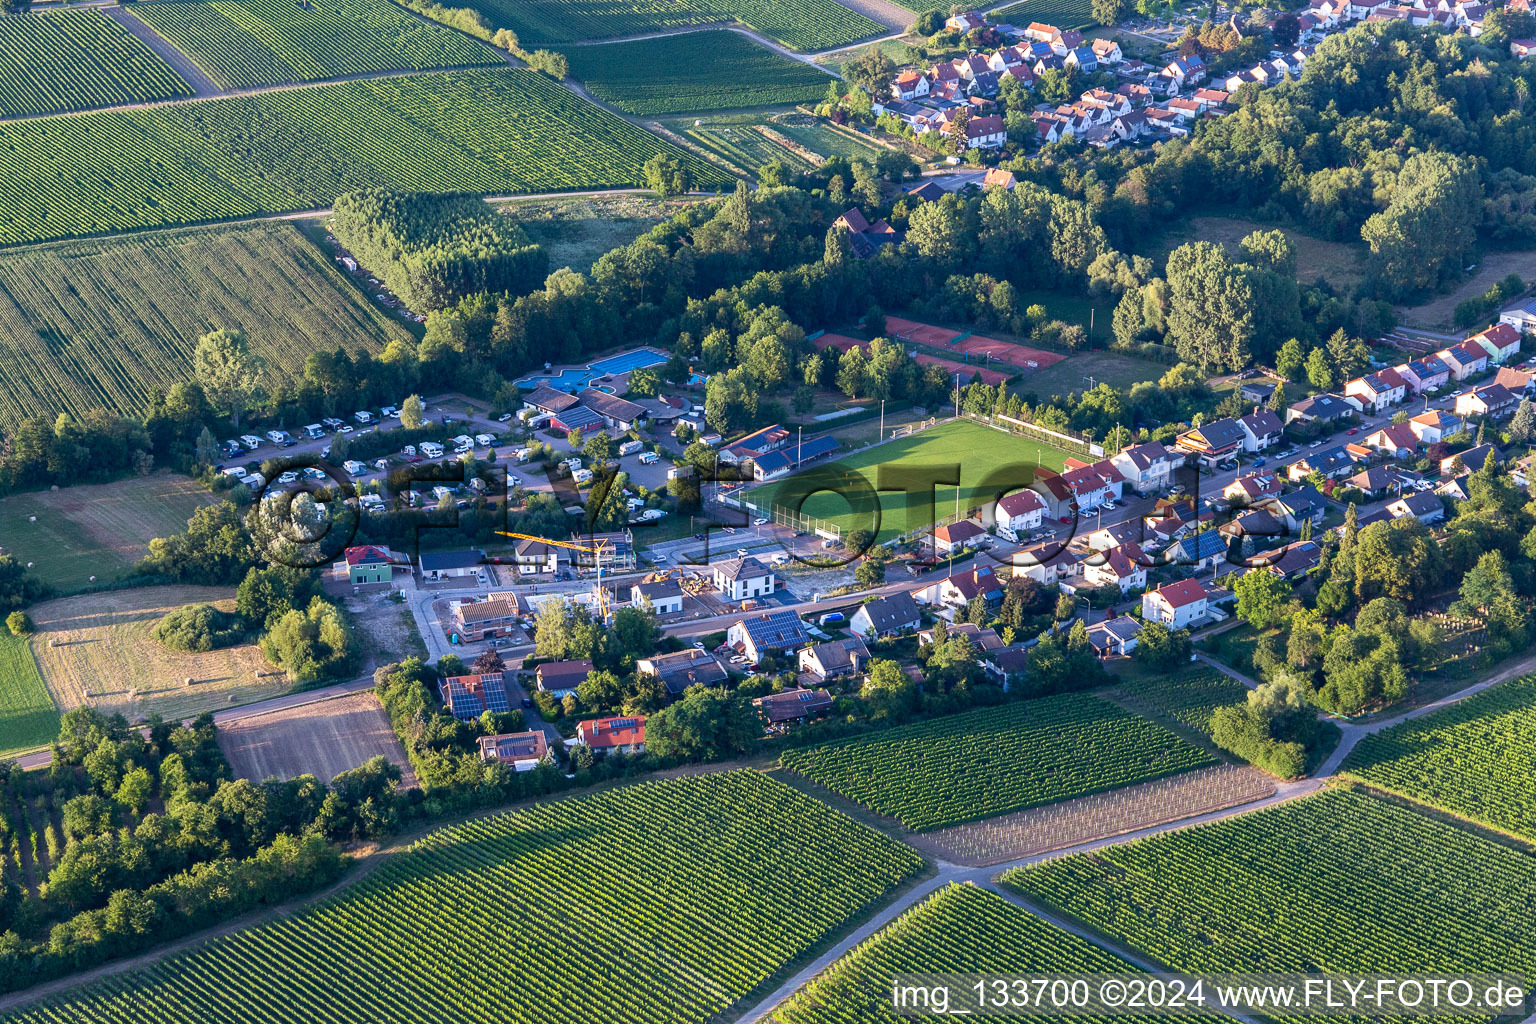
(577, 716, 646, 749)
(1153, 578, 1209, 610)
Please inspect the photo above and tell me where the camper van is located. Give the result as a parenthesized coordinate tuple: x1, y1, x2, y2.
(343, 460, 366, 476)
(240, 435, 263, 451)
(266, 430, 293, 446)
(572, 468, 594, 485)
(516, 448, 534, 463)
(475, 433, 496, 447)
(304, 424, 325, 440)
(419, 441, 444, 459)
(638, 451, 660, 465)
(354, 410, 375, 424)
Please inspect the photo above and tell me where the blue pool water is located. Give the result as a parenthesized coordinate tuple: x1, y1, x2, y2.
(516, 348, 668, 392)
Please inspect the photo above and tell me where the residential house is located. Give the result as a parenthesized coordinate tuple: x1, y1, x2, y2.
(1261, 486, 1328, 532)
(1064, 46, 1098, 72)
(832, 208, 899, 259)
(798, 637, 871, 682)
(1009, 542, 1081, 585)
(1224, 472, 1284, 505)
(634, 648, 729, 697)
(891, 69, 930, 100)
(478, 731, 549, 771)
(344, 545, 395, 585)
(1499, 295, 1536, 332)
(946, 10, 985, 32)
(1111, 109, 1150, 142)
(1220, 509, 1286, 548)
(1117, 82, 1155, 105)
(720, 424, 790, 464)
(753, 689, 834, 727)
(1287, 446, 1356, 482)
(981, 643, 1033, 683)
(1172, 528, 1229, 571)
(1081, 543, 1148, 594)
(1395, 356, 1451, 394)
(630, 578, 684, 615)
(931, 519, 988, 555)
(1142, 579, 1212, 629)
(1468, 323, 1522, 364)
(511, 537, 561, 575)
(1387, 490, 1446, 525)
(1455, 382, 1519, 420)
(983, 167, 1018, 189)
(1091, 38, 1123, 63)
(1360, 422, 1419, 458)
(1285, 392, 1355, 425)
(576, 716, 646, 756)
(1162, 55, 1207, 84)
(1175, 417, 1245, 464)
(1110, 440, 1178, 494)
(712, 556, 776, 602)
(1087, 615, 1142, 658)
(1344, 369, 1408, 414)
(1409, 409, 1464, 444)
(1238, 409, 1284, 452)
(535, 659, 592, 700)
(1253, 540, 1323, 580)
(1496, 366, 1535, 395)
(727, 611, 810, 662)
(993, 488, 1048, 540)
(906, 181, 947, 203)
(917, 621, 1005, 651)
(1435, 342, 1489, 380)
(419, 549, 484, 581)
(849, 593, 922, 639)
(440, 672, 509, 720)
(912, 565, 1005, 611)
(1441, 444, 1499, 475)
(450, 597, 522, 642)
(1193, 87, 1231, 108)
(1512, 38, 1536, 58)
(1347, 465, 1419, 498)
(1238, 380, 1276, 404)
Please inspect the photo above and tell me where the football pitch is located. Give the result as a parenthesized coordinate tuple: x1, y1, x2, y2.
(759, 419, 1082, 542)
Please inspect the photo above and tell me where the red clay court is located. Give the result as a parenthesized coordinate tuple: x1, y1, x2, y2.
(884, 316, 962, 347)
(813, 333, 864, 352)
(951, 334, 1066, 369)
(915, 353, 1011, 386)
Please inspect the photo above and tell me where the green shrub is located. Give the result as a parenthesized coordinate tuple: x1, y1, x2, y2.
(151, 604, 244, 653)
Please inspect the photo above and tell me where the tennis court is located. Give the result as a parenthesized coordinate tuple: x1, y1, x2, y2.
(812, 333, 865, 352)
(915, 353, 1011, 386)
(884, 317, 962, 347)
(951, 334, 1067, 370)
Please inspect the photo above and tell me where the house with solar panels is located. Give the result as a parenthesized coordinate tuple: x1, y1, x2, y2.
(478, 731, 549, 771)
(576, 716, 647, 756)
(440, 672, 510, 720)
(727, 611, 810, 662)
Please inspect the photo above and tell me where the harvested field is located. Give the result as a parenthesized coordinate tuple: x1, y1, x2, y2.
(914, 764, 1275, 866)
(0, 473, 215, 591)
(218, 692, 414, 787)
(913, 352, 1011, 386)
(28, 586, 288, 722)
(950, 333, 1066, 369)
(884, 316, 960, 346)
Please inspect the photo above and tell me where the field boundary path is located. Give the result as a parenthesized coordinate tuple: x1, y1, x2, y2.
(104, 5, 222, 98)
(560, 23, 846, 72)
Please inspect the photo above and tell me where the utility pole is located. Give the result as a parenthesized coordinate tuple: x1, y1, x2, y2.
(953, 373, 960, 418)
(879, 399, 885, 441)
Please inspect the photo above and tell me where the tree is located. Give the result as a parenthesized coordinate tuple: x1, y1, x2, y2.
(195, 426, 219, 468)
(1092, 0, 1128, 25)
(644, 688, 760, 762)
(400, 394, 425, 430)
(915, 9, 944, 33)
(525, 49, 569, 78)
(1510, 399, 1536, 443)
(194, 329, 263, 427)
(1270, 12, 1300, 47)
(0, 556, 46, 612)
(846, 48, 896, 100)
(862, 657, 916, 719)
(584, 431, 613, 465)
(855, 557, 886, 587)
(1133, 622, 1191, 670)
(1304, 347, 1336, 391)
(4, 612, 30, 636)
(492, 27, 519, 50)
(643, 152, 692, 198)
(1275, 337, 1305, 381)
(1233, 569, 1293, 630)
(1362, 152, 1482, 300)
(1165, 242, 1256, 372)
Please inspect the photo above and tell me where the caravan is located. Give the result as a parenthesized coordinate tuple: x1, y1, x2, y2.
(419, 441, 444, 459)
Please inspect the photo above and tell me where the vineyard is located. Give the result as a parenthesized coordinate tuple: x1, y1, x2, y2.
(776, 883, 1140, 1024)
(993, 0, 1097, 28)
(1005, 790, 1536, 984)
(0, 9, 191, 118)
(921, 764, 1275, 866)
(685, 123, 815, 175)
(0, 771, 925, 1024)
(558, 31, 831, 115)
(130, 0, 501, 89)
(1112, 668, 1251, 734)
(468, 0, 883, 52)
(0, 635, 58, 758)
(1341, 673, 1536, 840)
(779, 694, 1217, 831)
(0, 69, 726, 248)
(0, 222, 409, 429)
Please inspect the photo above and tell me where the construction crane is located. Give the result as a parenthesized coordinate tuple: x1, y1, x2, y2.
(497, 531, 616, 620)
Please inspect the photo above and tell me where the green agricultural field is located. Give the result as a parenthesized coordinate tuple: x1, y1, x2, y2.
(0, 9, 191, 118)
(1341, 674, 1536, 840)
(0, 634, 59, 758)
(781, 694, 1216, 831)
(1006, 790, 1536, 985)
(761, 418, 1081, 543)
(771, 118, 888, 162)
(0, 771, 925, 1024)
(0, 69, 728, 249)
(131, 0, 501, 89)
(993, 0, 1096, 28)
(558, 31, 831, 115)
(685, 123, 814, 176)
(777, 883, 1140, 1024)
(1112, 668, 1251, 735)
(0, 222, 410, 429)
(502, 193, 706, 273)
(468, 0, 882, 52)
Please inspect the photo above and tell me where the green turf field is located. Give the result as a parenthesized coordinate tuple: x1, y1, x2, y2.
(761, 419, 1080, 542)
(0, 634, 59, 757)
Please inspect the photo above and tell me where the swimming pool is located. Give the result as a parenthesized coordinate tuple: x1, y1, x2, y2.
(516, 348, 668, 392)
